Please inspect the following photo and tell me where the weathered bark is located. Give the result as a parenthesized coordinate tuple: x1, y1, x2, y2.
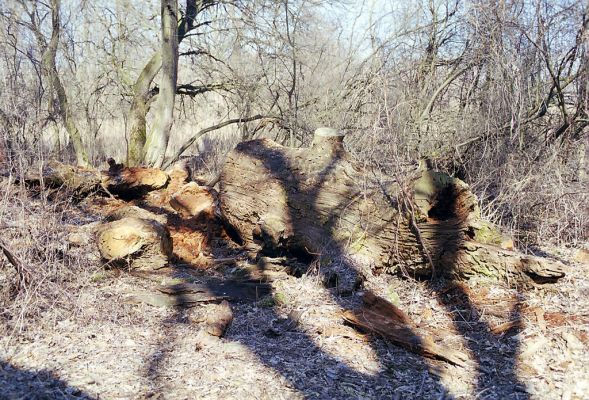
(27, 161, 169, 197)
(218, 128, 566, 284)
(127, 52, 162, 166)
(127, 0, 200, 166)
(144, 0, 179, 167)
(39, 0, 89, 167)
(97, 217, 173, 270)
(104, 163, 169, 197)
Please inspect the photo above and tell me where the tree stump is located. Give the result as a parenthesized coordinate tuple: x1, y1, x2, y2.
(218, 128, 565, 284)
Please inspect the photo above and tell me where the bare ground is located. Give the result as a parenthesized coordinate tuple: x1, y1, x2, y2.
(1, 186, 588, 400)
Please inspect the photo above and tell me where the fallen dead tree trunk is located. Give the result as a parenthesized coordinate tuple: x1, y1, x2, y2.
(26, 160, 169, 197)
(124, 280, 271, 307)
(218, 128, 565, 284)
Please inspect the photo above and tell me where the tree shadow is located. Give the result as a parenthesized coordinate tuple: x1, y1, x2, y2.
(0, 359, 97, 399)
(425, 185, 530, 399)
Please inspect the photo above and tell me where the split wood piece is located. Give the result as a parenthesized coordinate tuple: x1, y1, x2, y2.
(97, 217, 172, 270)
(126, 279, 271, 308)
(342, 292, 468, 366)
(218, 129, 565, 284)
(105, 205, 168, 225)
(233, 259, 305, 282)
(170, 182, 217, 218)
(489, 320, 521, 335)
(125, 291, 226, 307)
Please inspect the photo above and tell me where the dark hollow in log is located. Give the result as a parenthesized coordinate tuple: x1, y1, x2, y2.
(218, 131, 565, 284)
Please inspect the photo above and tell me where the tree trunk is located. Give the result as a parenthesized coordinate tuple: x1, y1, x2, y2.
(27, 160, 169, 198)
(41, 0, 89, 167)
(126, 52, 162, 166)
(126, 1, 216, 167)
(218, 128, 565, 285)
(144, 0, 179, 168)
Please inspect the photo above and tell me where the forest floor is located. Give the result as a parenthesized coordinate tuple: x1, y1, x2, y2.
(0, 181, 588, 400)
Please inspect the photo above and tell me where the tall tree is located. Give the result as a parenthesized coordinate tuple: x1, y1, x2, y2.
(126, 0, 202, 166)
(34, 0, 89, 166)
(143, 0, 179, 167)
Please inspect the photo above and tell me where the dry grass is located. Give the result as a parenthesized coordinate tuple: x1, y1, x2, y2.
(0, 178, 103, 338)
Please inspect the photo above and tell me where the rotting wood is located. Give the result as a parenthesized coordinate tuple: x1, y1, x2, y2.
(342, 292, 468, 366)
(124, 291, 225, 307)
(97, 217, 172, 270)
(170, 182, 217, 218)
(25, 160, 169, 198)
(126, 279, 271, 308)
(218, 128, 566, 284)
(205, 300, 233, 337)
(104, 160, 168, 197)
(158, 279, 271, 302)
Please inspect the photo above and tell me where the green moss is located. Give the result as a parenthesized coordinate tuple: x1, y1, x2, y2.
(473, 222, 505, 246)
(90, 271, 108, 283)
(258, 292, 288, 308)
(274, 292, 288, 306)
(387, 287, 401, 307)
(257, 296, 276, 308)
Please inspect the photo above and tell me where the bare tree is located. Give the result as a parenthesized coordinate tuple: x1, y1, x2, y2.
(6, 0, 90, 166)
(143, 0, 179, 167)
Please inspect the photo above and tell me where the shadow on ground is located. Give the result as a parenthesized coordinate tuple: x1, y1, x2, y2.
(0, 360, 96, 400)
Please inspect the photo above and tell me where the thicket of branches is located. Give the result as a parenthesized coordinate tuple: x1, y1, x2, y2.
(0, 0, 587, 245)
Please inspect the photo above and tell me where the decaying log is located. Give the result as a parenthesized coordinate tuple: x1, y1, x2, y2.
(170, 182, 217, 217)
(97, 217, 172, 270)
(158, 279, 271, 301)
(125, 291, 224, 307)
(218, 128, 565, 284)
(35, 161, 104, 195)
(104, 161, 168, 197)
(205, 300, 233, 337)
(105, 205, 168, 225)
(26, 160, 169, 198)
(342, 292, 468, 366)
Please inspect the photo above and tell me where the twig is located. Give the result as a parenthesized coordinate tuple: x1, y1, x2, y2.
(0, 238, 30, 289)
